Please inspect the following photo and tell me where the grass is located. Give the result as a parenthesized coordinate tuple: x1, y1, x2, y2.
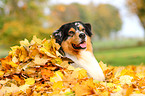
(94, 46, 145, 66)
(92, 39, 143, 50)
(0, 49, 9, 58)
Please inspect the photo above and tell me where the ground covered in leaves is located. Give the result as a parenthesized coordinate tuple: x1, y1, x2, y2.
(0, 36, 145, 96)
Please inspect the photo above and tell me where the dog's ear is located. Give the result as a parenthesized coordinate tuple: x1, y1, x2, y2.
(53, 25, 66, 55)
(52, 29, 62, 45)
(85, 23, 92, 37)
(53, 24, 67, 45)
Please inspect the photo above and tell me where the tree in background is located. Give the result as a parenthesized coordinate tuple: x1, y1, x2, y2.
(91, 4, 122, 39)
(50, 3, 122, 39)
(50, 3, 88, 28)
(127, 0, 145, 41)
(0, 0, 50, 47)
(0, 1, 122, 48)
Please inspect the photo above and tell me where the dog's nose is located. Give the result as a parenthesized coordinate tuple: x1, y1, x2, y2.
(79, 33, 86, 39)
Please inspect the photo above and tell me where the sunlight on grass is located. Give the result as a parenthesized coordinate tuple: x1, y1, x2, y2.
(94, 46, 145, 66)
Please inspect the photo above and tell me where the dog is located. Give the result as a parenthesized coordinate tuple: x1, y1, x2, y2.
(53, 21, 105, 81)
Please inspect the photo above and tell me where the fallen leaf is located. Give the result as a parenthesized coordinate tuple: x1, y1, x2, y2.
(25, 78, 35, 85)
(73, 83, 93, 96)
(52, 81, 64, 90)
(50, 71, 63, 82)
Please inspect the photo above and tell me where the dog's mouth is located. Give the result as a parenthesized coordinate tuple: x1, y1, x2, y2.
(72, 41, 87, 49)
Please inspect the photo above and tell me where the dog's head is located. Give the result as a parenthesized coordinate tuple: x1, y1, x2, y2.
(53, 21, 92, 55)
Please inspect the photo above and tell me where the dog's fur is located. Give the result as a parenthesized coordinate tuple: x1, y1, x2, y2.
(53, 21, 105, 81)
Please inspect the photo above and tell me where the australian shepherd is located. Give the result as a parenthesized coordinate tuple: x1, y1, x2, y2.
(53, 21, 105, 81)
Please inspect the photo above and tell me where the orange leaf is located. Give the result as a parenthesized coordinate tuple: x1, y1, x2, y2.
(41, 68, 54, 80)
(73, 83, 93, 96)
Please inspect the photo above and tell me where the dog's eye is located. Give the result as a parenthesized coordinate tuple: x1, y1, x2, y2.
(82, 28, 85, 32)
(69, 31, 75, 35)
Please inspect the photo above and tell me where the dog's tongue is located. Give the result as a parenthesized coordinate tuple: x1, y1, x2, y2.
(79, 42, 86, 48)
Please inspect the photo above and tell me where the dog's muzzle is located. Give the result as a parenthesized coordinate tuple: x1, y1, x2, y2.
(79, 33, 86, 39)
(72, 33, 87, 49)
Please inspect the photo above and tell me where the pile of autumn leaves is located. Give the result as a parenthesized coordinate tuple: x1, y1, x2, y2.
(0, 36, 145, 96)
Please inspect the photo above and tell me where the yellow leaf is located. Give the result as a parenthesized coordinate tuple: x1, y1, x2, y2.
(71, 68, 81, 78)
(134, 90, 141, 94)
(12, 56, 18, 63)
(10, 46, 20, 51)
(52, 81, 64, 90)
(39, 47, 56, 58)
(102, 91, 110, 96)
(43, 40, 51, 50)
(0, 71, 4, 77)
(119, 75, 133, 85)
(8, 61, 18, 67)
(82, 78, 94, 88)
(50, 71, 63, 82)
(78, 69, 88, 79)
(56, 51, 62, 57)
(107, 83, 115, 87)
(51, 57, 62, 65)
(136, 73, 144, 78)
(9, 46, 20, 55)
(19, 47, 28, 62)
(30, 35, 42, 45)
(120, 69, 135, 77)
(67, 65, 75, 70)
(20, 38, 30, 47)
(99, 61, 107, 71)
(19, 84, 30, 92)
(25, 78, 35, 85)
(112, 85, 122, 92)
(59, 61, 69, 68)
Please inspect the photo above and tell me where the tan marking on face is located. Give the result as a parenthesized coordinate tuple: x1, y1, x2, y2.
(79, 25, 84, 31)
(69, 28, 76, 33)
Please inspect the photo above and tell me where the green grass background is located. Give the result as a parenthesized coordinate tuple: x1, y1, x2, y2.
(0, 49, 9, 58)
(94, 46, 145, 66)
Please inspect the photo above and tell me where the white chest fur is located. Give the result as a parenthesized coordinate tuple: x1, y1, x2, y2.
(65, 51, 105, 81)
